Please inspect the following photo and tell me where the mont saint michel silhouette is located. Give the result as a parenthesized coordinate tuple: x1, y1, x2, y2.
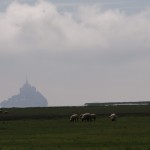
(0, 80, 48, 108)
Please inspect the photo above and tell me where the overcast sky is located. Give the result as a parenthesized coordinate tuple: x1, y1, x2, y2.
(0, 0, 150, 106)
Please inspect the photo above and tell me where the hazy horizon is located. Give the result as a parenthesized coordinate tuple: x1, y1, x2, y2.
(1, 0, 150, 106)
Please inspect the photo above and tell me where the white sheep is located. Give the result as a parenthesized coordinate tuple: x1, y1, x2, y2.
(91, 113, 96, 121)
(70, 114, 79, 122)
(80, 113, 92, 122)
(109, 113, 117, 121)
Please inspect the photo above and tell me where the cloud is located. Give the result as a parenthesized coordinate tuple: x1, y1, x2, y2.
(0, 1, 150, 55)
(0, 0, 150, 105)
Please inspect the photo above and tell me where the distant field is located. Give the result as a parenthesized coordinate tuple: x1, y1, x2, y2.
(0, 105, 150, 120)
(0, 106, 150, 150)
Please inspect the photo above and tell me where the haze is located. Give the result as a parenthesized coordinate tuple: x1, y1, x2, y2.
(0, 0, 150, 106)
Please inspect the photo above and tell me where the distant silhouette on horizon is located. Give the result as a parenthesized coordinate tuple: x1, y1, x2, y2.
(0, 80, 48, 108)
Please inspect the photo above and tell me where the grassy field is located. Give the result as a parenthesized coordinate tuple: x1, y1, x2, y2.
(0, 106, 150, 150)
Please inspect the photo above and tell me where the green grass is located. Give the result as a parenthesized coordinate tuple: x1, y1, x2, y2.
(0, 116, 150, 150)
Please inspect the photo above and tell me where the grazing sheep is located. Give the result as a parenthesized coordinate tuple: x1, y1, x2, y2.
(91, 113, 96, 121)
(109, 113, 117, 121)
(70, 114, 79, 122)
(80, 113, 92, 122)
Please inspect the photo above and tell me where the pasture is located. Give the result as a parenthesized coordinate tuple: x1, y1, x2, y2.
(0, 106, 150, 150)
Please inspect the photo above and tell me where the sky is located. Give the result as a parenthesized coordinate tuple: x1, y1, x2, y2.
(0, 0, 150, 106)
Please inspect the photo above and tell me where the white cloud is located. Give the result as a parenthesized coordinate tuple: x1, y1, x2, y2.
(0, 1, 150, 106)
(0, 1, 150, 55)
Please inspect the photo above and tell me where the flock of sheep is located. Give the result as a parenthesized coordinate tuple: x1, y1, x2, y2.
(70, 113, 117, 122)
(0, 109, 117, 122)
